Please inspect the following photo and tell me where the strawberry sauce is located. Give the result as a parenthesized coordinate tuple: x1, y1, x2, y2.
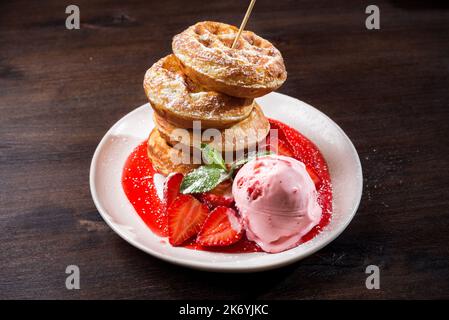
(122, 119, 332, 253)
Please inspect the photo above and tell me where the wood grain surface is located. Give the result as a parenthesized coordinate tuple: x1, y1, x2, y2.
(1, 0, 448, 299)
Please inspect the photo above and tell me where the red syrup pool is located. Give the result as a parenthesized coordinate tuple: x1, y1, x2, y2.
(122, 119, 332, 253)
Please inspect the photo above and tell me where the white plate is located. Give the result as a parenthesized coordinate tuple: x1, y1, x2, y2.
(90, 92, 363, 272)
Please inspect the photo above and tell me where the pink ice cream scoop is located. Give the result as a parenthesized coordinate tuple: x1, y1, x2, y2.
(232, 155, 322, 253)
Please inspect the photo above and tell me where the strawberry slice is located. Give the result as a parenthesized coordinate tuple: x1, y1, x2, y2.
(210, 179, 232, 195)
(199, 193, 234, 209)
(168, 194, 209, 246)
(197, 207, 243, 247)
(199, 180, 234, 209)
(306, 166, 321, 189)
(163, 172, 183, 208)
(267, 137, 294, 157)
(267, 120, 288, 141)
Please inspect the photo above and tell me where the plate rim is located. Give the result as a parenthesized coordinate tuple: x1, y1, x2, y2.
(89, 92, 363, 272)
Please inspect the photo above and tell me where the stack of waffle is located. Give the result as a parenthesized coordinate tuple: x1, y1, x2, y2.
(143, 21, 287, 175)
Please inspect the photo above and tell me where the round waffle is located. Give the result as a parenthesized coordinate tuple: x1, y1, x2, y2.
(172, 21, 287, 98)
(154, 103, 270, 153)
(144, 54, 254, 129)
(147, 128, 200, 175)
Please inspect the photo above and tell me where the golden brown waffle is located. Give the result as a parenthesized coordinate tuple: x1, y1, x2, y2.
(172, 21, 287, 98)
(153, 103, 270, 153)
(147, 128, 200, 176)
(144, 54, 254, 129)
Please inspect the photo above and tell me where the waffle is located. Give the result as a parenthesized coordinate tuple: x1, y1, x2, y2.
(144, 21, 286, 176)
(172, 21, 287, 98)
(147, 128, 200, 175)
(144, 54, 253, 129)
(153, 103, 269, 153)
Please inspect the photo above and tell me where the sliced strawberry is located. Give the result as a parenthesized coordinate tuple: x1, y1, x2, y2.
(167, 194, 209, 246)
(197, 207, 243, 247)
(199, 193, 234, 209)
(210, 179, 232, 195)
(163, 172, 183, 208)
(267, 121, 288, 141)
(199, 180, 234, 209)
(306, 166, 321, 189)
(267, 136, 294, 157)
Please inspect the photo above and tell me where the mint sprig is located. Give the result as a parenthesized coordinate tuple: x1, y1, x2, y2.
(180, 165, 230, 194)
(201, 143, 226, 170)
(180, 145, 273, 194)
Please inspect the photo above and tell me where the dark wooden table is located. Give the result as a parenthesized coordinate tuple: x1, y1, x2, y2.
(1, 0, 448, 299)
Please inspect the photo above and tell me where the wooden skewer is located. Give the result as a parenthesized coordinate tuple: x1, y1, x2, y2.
(231, 0, 257, 49)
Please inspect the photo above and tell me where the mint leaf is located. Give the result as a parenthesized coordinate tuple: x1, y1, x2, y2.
(180, 165, 230, 194)
(179, 146, 270, 194)
(231, 150, 273, 171)
(201, 143, 226, 170)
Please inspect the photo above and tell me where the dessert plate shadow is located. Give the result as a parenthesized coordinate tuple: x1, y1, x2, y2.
(90, 92, 363, 272)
